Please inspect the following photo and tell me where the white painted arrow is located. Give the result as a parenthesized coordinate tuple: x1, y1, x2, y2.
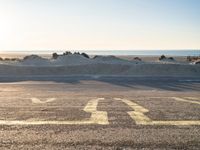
(0, 97, 109, 125)
(31, 97, 56, 104)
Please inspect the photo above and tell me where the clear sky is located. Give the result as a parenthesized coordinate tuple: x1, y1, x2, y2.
(0, 0, 199, 51)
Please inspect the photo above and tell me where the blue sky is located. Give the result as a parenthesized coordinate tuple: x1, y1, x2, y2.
(0, 0, 199, 50)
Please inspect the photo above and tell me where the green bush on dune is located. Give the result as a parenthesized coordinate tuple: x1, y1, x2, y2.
(81, 53, 90, 58)
(52, 51, 90, 59)
(52, 53, 59, 59)
(159, 55, 166, 60)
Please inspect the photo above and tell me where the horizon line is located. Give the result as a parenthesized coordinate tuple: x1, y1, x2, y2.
(1, 49, 200, 52)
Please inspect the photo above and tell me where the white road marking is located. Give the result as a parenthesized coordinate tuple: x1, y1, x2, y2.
(0, 96, 199, 126)
(136, 97, 200, 103)
(172, 97, 200, 105)
(115, 98, 200, 126)
(0, 98, 108, 125)
(114, 98, 152, 124)
(84, 98, 109, 125)
(31, 97, 56, 104)
(185, 97, 200, 101)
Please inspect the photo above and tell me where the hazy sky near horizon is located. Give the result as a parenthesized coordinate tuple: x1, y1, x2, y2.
(0, 0, 200, 51)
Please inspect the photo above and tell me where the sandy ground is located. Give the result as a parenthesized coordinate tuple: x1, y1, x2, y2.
(0, 54, 199, 77)
(119, 55, 188, 63)
(0, 76, 199, 149)
(0, 53, 190, 62)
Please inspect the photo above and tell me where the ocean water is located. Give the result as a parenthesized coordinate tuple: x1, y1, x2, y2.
(1, 50, 200, 56)
(81, 50, 200, 56)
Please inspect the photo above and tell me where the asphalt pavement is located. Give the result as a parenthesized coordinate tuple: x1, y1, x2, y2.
(0, 76, 199, 149)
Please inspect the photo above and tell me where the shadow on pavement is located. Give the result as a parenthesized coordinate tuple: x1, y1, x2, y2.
(0, 76, 200, 91)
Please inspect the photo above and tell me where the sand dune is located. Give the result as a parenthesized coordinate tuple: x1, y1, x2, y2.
(0, 54, 199, 77)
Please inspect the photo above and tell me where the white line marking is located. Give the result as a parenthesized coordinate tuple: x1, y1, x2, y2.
(84, 98, 108, 125)
(133, 97, 200, 103)
(172, 97, 200, 105)
(31, 98, 56, 104)
(0, 106, 134, 108)
(0, 98, 108, 125)
(114, 98, 152, 124)
(115, 98, 200, 126)
(185, 97, 200, 101)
